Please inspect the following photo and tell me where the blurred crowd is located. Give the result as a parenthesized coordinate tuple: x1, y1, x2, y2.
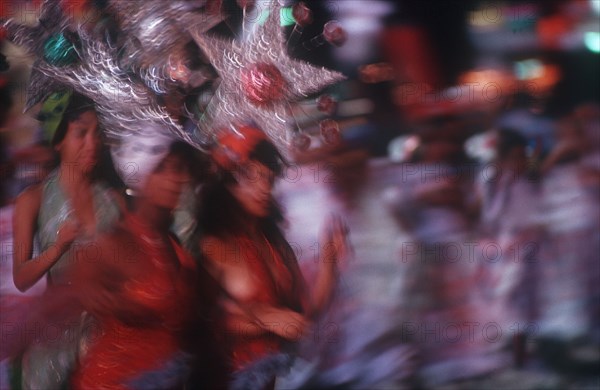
(381, 101, 600, 387)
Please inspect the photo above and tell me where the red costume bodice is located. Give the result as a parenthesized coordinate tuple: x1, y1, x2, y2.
(72, 214, 197, 390)
(225, 235, 304, 372)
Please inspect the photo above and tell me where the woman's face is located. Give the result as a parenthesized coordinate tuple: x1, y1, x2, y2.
(55, 110, 100, 172)
(144, 152, 191, 210)
(230, 161, 275, 218)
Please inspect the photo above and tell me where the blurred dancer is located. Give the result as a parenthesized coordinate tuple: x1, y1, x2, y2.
(573, 103, 600, 176)
(387, 130, 508, 386)
(69, 137, 207, 389)
(11, 93, 122, 389)
(538, 111, 600, 344)
(198, 125, 349, 390)
(477, 128, 543, 367)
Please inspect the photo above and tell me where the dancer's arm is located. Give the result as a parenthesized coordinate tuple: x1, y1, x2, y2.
(13, 185, 79, 291)
(305, 214, 350, 318)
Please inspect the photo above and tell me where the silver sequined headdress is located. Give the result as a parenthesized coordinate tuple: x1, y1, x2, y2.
(190, 0, 347, 152)
(4, 0, 347, 180)
(34, 29, 213, 188)
(106, 0, 222, 95)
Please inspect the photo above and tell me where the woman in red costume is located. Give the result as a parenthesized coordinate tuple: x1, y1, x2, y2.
(199, 125, 350, 389)
(68, 137, 203, 389)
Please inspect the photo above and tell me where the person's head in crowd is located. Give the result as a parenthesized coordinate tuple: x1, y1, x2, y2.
(137, 141, 194, 214)
(109, 123, 199, 215)
(40, 91, 124, 187)
(417, 114, 471, 165)
(420, 139, 465, 164)
(47, 92, 101, 178)
(200, 125, 286, 238)
(496, 128, 529, 173)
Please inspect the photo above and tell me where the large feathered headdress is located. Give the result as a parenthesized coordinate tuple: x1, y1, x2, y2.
(2, 0, 214, 188)
(32, 29, 213, 188)
(3, 0, 348, 176)
(106, 0, 222, 95)
(190, 0, 346, 153)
